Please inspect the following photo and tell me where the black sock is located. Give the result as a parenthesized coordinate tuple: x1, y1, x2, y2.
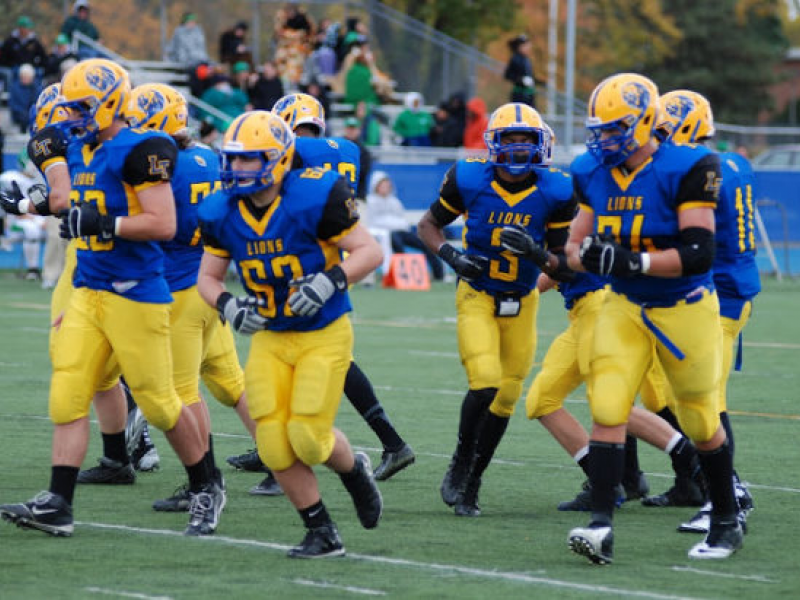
(299, 500, 332, 529)
(719, 412, 735, 458)
(205, 434, 221, 480)
(344, 362, 405, 451)
(185, 458, 210, 493)
(577, 453, 590, 477)
(588, 441, 625, 527)
(455, 387, 496, 459)
(668, 436, 698, 479)
(50, 466, 80, 505)
(622, 435, 640, 483)
(656, 407, 684, 434)
(339, 455, 365, 496)
(698, 441, 737, 519)
(102, 431, 129, 464)
(471, 412, 509, 478)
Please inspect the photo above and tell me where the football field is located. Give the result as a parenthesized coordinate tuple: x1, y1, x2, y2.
(1, 272, 798, 599)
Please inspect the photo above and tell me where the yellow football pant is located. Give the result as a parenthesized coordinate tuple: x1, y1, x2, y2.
(588, 290, 722, 443)
(246, 315, 353, 471)
(201, 320, 245, 407)
(456, 281, 538, 418)
(49, 287, 182, 431)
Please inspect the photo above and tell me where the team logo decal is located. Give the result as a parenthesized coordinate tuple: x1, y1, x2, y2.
(86, 65, 117, 92)
(137, 90, 165, 118)
(665, 95, 693, 121)
(621, 82, 649, 110)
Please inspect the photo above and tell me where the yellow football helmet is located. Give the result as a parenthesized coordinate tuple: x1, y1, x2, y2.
(57, 58, 131, 142)
(221, 111, 296, 193)
(659, 90, 715, 144)
(272, 93, 325, 137)
(127, 83, 189, 136)
(585, 72, 659, 166)
(31, 83, 68, 134)
(484, 103, 553, 173)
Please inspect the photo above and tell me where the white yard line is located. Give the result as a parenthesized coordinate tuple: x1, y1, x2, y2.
(85, 587, 173, 600)
(77, 521, 701, 600)
(670, 566, 776, 583)
(291, 578, 386, 596)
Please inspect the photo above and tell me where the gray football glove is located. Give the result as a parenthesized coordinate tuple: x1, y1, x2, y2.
(216, 292, 269, 335)
(289, 267, 348, 317)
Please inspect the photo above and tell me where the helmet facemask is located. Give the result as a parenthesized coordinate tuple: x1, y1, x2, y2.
(485, 128, 552, 175)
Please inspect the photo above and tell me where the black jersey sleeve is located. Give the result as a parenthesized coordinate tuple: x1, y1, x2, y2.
(122, 137, 178, 188)
(317, 177, 360, 242)
(199, 222, 230, 257)
(573, 177, 592, 211)
(545, 197, 577, 250)
(429, 164, 465, 226)
(27, 126, 68, 173)
(675, 154, 721, 210)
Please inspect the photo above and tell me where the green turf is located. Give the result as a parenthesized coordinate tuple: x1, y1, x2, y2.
(1, 272, 798, 599)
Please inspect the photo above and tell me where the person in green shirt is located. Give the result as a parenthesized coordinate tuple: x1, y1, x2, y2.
(392, 92, 433, 147)
(199, 73, 251, 132)
(61, 1, 100, 47)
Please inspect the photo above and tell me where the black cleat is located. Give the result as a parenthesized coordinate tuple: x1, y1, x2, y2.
(153, 484, 192, 512)
(225, 448, 267, 472)
(0, 491, 74, 537)
(77, 457, 136, 484)
(688, 518, 743, 559)
(558, 480, 625, 511)
(344, 452, 383, 529)
(568, 525, 614, 565)
(373, 444, 416, 481)
(622, 470, 650, 501)
(184, 483, 226, 536)
(440, 454, 470, 507)
(454, 475, 482, 517)
(249, 470, 284, 496)
(641, 476, 705, 507)
(287, 523, 346, 559)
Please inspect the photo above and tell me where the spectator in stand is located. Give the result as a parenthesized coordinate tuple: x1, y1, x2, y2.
(463, 96, 489, 150)
(430, 101, 463, 147)
(343, 42, 394, 108)
(199, 73, 251, 132)
(365, 171, 444, 281)
(219, 21, 251, 67)
(61, 0, 101, 58)
(165, 12, 209, 69)
(44, 34, 78, 85)
(504, 33, 535, 107)
(355, 100, 382, 147)
(393, 92, 434, 147)
(247, 60, 284, 111)
(282, 4, 313, 36)
(302, 32, 337, 90)
(9, 64, 40, 133)
(341, 116, 373, 201)
(1, 16, 47, 72)
(232, 60, 251, 94)
(339, 18, 370, 64)
(189, 61, 214, 99)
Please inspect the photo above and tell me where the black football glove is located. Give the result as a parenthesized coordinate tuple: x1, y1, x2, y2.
(216, 292, 270, 335)
(288, 266, 348, 317)
(579, 234, 644, 278)
(499, 224, 550, 268)
(0, 181, 27, 215)
(438, 243, 489, 282)
(59, 204, 116, 241)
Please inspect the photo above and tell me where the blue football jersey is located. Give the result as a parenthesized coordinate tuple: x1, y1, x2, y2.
(558, 272, 606, 310)
(571, 142, 720, 305)
(199, 168, 359, 332)
(162, 143, 221, 292)
(433, 159, 575, 296)
(295, 136, 360, 194)
(714, 152, 761, 318)
(66, 127, 177, 302)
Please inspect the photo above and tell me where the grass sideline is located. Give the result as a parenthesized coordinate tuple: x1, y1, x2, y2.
(0, 271, 799, 599)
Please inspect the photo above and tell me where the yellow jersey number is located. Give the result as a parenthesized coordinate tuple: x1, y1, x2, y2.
(596, 214, 656, 252)
(489, 227, 518, 282)
(189, 181, 222, 245)
(69, 189, 113, 251)
(239, 255, 304, 318)
(322, 162, 357, 185)
(734, 183, 756, 252)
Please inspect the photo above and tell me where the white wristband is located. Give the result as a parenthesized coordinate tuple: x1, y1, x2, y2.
(114, 217, 122, 236)
(640, 252, 651, 274)
(18, 198, 32, 214)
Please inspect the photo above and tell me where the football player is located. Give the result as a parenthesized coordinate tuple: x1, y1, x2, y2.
(227, 92, 415, 488)
(564, 73, 739, 564)
(417, 103, 575, 516)
(197, 110, 383, 558)
(653, 90, 759, 533)
(0, 59, 223, 537)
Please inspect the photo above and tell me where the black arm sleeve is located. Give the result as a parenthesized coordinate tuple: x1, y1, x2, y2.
(429, 164, 465, 227)
(544, 197, 577, 251)
(675, 154, 721, 210)
(317, 177, 360, 241)
(122, 137, 178, 187)
(27, 126, 68, 172)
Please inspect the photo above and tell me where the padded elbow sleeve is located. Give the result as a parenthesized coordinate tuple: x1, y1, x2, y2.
(677, 227, 715, 276)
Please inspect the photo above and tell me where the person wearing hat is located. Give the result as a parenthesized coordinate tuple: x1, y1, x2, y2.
(0, 16, 47, 71)
(504, 33, 536, 107)
(219, 21, 251, 66)
(166, 11, 209, 68)
(60, 1, 100, 45)
(44, 33, 78, 84)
